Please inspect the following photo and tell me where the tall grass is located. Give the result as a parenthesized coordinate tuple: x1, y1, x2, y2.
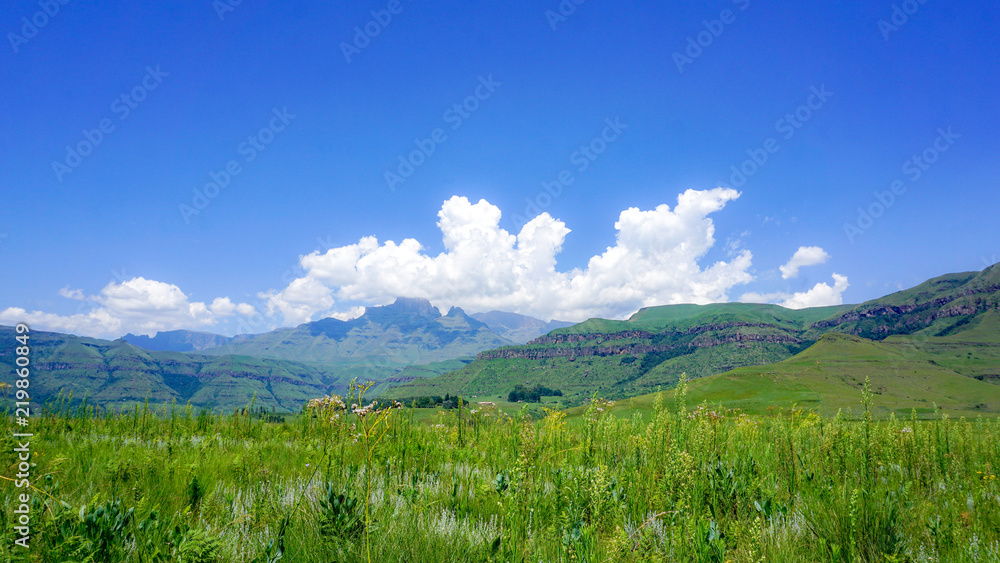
(2, 387, 999, 562)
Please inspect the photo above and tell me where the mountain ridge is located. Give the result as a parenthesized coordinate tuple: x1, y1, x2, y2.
(12, 264, 1000, 413)
(122, 329, 235, 352)
(384, 265, 1000, 405)
(469, 310, 574, 343)
(198, 297, 512, 366)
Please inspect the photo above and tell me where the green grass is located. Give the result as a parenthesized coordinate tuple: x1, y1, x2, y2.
(5, 388, 1000, 562)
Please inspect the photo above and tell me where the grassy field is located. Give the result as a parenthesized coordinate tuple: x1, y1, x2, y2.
(3, 382, 1000, 562)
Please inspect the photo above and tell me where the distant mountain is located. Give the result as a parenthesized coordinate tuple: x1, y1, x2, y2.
(0, 298, 514, 413)
(122, 329, 234, 352)
(200, 297, 512, 366)
(470, 311, 574, 343)
(0, 328, 344, 413)
(385, 264, 1000, 405)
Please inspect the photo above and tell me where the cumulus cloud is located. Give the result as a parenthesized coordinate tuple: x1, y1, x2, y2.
(236, 303, 256, 316)
(262, 189, 754, 323)
(738, 291, 791, 304)
(780, 274, 849, 309)
(0, 277, 255, 339)
(330, 306, 366, 321)
(779, 246, 830, 279)
(739, 273, 849, 309)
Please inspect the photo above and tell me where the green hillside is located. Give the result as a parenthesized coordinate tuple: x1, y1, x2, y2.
(813, 264, 1000, 339)
(0, 326, 351, 413)
(585, 332, 1000, 419)
(382, 302, 853, 404)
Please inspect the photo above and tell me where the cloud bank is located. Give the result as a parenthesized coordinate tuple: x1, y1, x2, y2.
(262, 189, 754, 324)
(740, 273, 849, 309)
(0, 277, 255, 339)
(2, 189, 852, 338)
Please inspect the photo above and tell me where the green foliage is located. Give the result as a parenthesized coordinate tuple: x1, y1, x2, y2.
(187, 475, 205, 509)
(318, 484, 363, 541)
(507, 384, 561, 403)
(693, 519, 726, 562)
(177, 529, 224, 563)
(43, 499, 135, 562)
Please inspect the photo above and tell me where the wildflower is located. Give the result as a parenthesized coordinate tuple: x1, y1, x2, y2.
(352, 401, 377, 417)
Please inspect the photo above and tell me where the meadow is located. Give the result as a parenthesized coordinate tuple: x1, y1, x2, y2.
(3, 381, 999, 562)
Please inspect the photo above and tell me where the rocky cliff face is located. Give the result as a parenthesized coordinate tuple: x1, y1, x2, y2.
(477, 322, 801, 361)
(813, 282, 1000, 336)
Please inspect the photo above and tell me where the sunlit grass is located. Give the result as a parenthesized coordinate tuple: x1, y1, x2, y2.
(3, 383, 1000, 562)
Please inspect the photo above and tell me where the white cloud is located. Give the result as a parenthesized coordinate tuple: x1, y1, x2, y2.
(738, 291, 792, 304)
(58, 287, 85, 300)
(263, 189, 754, 323)
(330, 306, 366, 321)
(739, 274, 849, 309)
(779, 246, 830, 279)
(779, 274, 849, 309)
(0, 307, 121, 338)
(236, 303, 257, 316)
(0, 277, 255, 339)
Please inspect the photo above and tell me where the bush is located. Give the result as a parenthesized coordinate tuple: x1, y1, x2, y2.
(508, 384, 562, 402)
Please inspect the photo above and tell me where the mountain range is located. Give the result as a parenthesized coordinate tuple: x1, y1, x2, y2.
(0, 329, 340, 413)
(384, 265, 1000, 409)
(5, 264, 998, 414)
(122, 330, 234, 352)
(195, 297, 511, 366)
(121, 300, 569, 356)
(0, 299, 568, 412)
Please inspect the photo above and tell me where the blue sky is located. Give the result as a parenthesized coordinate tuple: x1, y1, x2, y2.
(1, 0, 997, 337)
